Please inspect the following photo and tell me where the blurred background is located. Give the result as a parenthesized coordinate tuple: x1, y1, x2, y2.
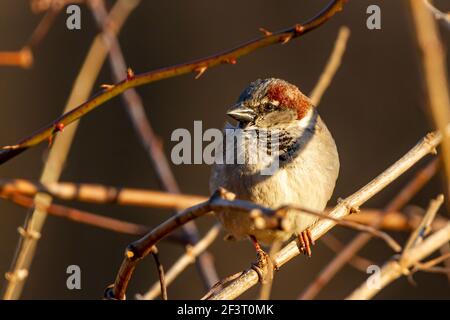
(0, 0, 449, 299)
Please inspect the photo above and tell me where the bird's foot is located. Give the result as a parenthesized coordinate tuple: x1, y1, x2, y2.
(297, 229, 315, 257)
(249, 235, 274, 284)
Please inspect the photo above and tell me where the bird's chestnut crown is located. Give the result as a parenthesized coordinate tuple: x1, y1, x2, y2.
(227, 78, 313, 128)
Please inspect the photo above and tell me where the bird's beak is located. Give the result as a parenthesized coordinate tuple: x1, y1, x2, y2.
(226, 105, 256, 123)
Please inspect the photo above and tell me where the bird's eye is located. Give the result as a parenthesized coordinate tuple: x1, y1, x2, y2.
(263, 103, 277, 112)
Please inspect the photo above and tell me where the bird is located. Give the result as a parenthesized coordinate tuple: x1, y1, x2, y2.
(209, 78, 339, 274)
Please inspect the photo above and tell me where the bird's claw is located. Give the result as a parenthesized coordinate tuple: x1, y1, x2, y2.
(249, 235, 274, 284)
(251, 249, 274, 284)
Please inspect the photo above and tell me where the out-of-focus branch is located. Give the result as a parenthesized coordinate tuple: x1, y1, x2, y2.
(0, 0, 346, 166)
(108, 179, 402, 300)
(347, 223, 450, 299)
(150, 247, 167, 300)
(423, 0, 450, 29)
(347, 196, 448, 300)
(208, 130, 442, 300)
(0, 192, 186, 243)
(2, 0, 138, 300)
(0, 1, 66, 68)
(137, 224, 221, 300)
(0, 179, 207, 210)
(299, 157, 439, 300)
(410, 0, 450, 197)
(310, 26, 350, 106)
(89, 0, 219, 288)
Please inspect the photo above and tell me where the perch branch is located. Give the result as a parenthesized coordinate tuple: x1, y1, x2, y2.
(299, 157, 439, 300)
(321, 234, 374, 272)
(208, 130, 442, 300)
(0, 0, 346, 166)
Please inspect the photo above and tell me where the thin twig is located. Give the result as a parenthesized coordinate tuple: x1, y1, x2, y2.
(89, 0, 219, 288)
(208, 130, 442, 300)
(0, 0, 346, 165)
(299, 157, 439, 300)
(258, 240, 282, 300)
(2, 0, 138, 300)
(347, 223, 450, 299)
(4, 178, 448, 233)
(410, 0, 450, 198)
(150, 247, 167, 300)
(137, 224, 221, 300)
(107, 183, 401, 300)
(321, 234, 374, 272)
(0, 179, 207, 211)
(0, 4, 63, 68)
(401, 194, 444, 257)
(423, 0, 450, 29)
(310, 26, 350, 106)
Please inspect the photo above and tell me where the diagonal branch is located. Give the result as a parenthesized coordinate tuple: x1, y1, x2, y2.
(299, 157, 439, 300)
(0, 0, 346, 166)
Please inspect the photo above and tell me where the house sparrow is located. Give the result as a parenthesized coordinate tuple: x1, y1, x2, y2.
(210, 78, 339, 261)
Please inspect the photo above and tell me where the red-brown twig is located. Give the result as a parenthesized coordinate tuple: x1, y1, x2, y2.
(0, 0, 346, 165)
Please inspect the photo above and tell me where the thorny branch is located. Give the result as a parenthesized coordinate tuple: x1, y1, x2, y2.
(0, 0, 346, 166)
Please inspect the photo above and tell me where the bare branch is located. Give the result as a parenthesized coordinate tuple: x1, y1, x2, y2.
(347, 196, 449, 300)
(0, 0, 346, 165)
(89, 0, 219, 288)
(137, 224, 221, 300)
(209, 130, 442, 300)
(2, 0, 138, 300)
(310, 26, 350, 106)
(299, 157, 439, 300)
(151, 248, 167, 300)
